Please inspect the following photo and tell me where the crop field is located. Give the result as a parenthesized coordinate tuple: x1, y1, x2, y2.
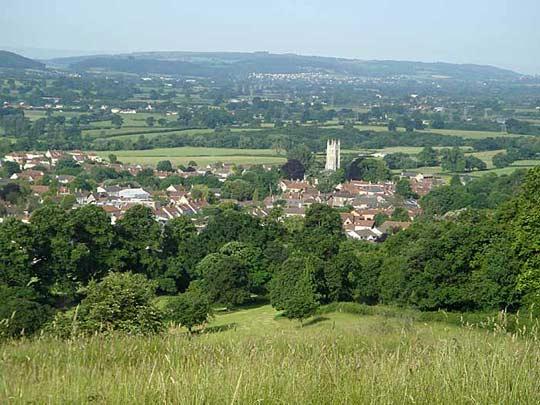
(3, 304, 540, 403)
(96, 147, 286, 166)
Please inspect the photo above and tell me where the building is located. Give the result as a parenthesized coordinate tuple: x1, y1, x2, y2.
(325, 139, 341, 171)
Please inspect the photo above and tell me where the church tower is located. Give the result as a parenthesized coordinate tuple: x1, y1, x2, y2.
(325, 139, 341, 171)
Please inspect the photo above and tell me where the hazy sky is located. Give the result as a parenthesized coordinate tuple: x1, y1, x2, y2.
(2, 0, 539, 74)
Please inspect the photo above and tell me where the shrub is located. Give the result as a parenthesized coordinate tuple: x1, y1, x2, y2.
(0, 286, 51, 339)
(165, 283, 212, 332)
(50, 272, 165, 336)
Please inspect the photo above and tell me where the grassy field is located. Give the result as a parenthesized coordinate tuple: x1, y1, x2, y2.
(347, 123, 526, 139)
(109, 128, 263, 142)
(97, 147, 286, 166)
(2, 304, 540, 403)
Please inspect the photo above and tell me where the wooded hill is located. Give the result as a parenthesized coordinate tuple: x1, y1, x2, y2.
(0, 50, 45, 70)
(48, 51, 522, 80)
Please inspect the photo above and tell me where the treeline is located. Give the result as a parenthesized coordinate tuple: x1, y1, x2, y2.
(3, 168, 540, 336)
(420, 171, 526, 216)
(93, 126, 467, 152)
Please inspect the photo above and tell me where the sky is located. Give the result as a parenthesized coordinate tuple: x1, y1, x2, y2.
(1, 0, 539, 74)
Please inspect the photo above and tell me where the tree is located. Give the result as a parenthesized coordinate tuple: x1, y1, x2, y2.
(165, 283, 212, 332)
(281, 159, 305, 180)
(156, 160, 174, 172)
(1, 161, 20, 177)
(416, 147, 439, 167)
(387, 120, 397, 132)
(299, 204, 345, 259)
(316, 169, 345, 193)
(391, 207, 410, 222)
(115, 205, 163, 278)
(287, 144, 314, 170)
(405, 120, 415, 132)
(197, 253, 250, 307)
(0, 285, 51, 338)
(218, 241, 269, 294)
(432, 119, 445, 129)
(221, 179, 254, 201)
(110, 114, 123, 129)
(145, 116, 155, 127)
(513, 168, 540, 309)
(348, 249, 382, 304)
(0, 218, 37, 289)
(440, 147, 466, 172)
(282, 270, 319, 325)
(71, 272, 164, 335)
(346, 158, 391, 182)
(465, 156, 487, 171)
(108, 153, 118, 164)
(492, 152, 512, 169)
(66, 205, 115, 284)
(383, 153, 417, 170)
(396, 178, 418, 199)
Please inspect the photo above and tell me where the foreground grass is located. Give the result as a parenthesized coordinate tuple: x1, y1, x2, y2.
(2, 305, 540, 404)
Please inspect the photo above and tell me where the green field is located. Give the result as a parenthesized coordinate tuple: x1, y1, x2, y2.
(3, 304, 540, 403)
(347, 123, 527, 139)
(83, 127, 213, 140)
(97, 147, 286, 166)
(108, 127, 262, 142)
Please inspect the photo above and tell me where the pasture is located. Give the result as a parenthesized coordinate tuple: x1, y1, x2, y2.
(2, 304, 540, 403)
(96, 147, 286, 166)
(348, 123, 526, 139)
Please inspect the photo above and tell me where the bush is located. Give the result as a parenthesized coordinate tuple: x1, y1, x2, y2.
(165, 283, 212, 332)
(50, 272, 165, 336)
(0, 286, 51, 339)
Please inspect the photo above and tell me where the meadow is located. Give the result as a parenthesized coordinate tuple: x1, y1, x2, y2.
(347, 123, 526, 139)
(97, 147, 286, 166)
(2, 304, 540, 404)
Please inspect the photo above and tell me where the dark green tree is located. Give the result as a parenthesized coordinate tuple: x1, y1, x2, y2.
(165, 282, 212, 332)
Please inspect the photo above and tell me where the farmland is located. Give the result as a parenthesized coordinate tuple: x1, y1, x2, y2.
(97, 147, 286, 166)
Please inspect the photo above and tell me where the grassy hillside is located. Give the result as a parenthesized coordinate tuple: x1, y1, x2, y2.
(2, 305, 540, 403)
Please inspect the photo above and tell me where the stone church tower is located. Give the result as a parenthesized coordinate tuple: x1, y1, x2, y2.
(325, 139, 341, 171)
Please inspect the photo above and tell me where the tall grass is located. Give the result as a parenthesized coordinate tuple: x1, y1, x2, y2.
(2, 306, 540, 404)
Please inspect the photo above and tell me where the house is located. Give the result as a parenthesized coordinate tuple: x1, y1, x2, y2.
(10, 169, 44, 183)
(75, 192, 96, 205)
(330, 191, 355, 207)
(101, 205, 123, 224)
(283, 206, 305, 217)
(346, 228, 381, 242)
(23, 158, 51, 170)
(96, 185, 121, 197)
(46, 150, 67, 165)
(378, 221, 412, 234)
(55, 175, 75, 185)
(166, 185, 183, 193)
(4, 152, 27, 165)
(279, 180, 311, 193)
(118, 188, 151, 201)
(30, 185, 50, 195)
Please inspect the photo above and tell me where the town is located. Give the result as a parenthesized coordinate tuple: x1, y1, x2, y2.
(0, 138, 442, 240)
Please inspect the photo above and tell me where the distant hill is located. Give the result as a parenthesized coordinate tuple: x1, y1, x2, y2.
(0, 50, 45, 69)
(48, 51, 522, 81)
